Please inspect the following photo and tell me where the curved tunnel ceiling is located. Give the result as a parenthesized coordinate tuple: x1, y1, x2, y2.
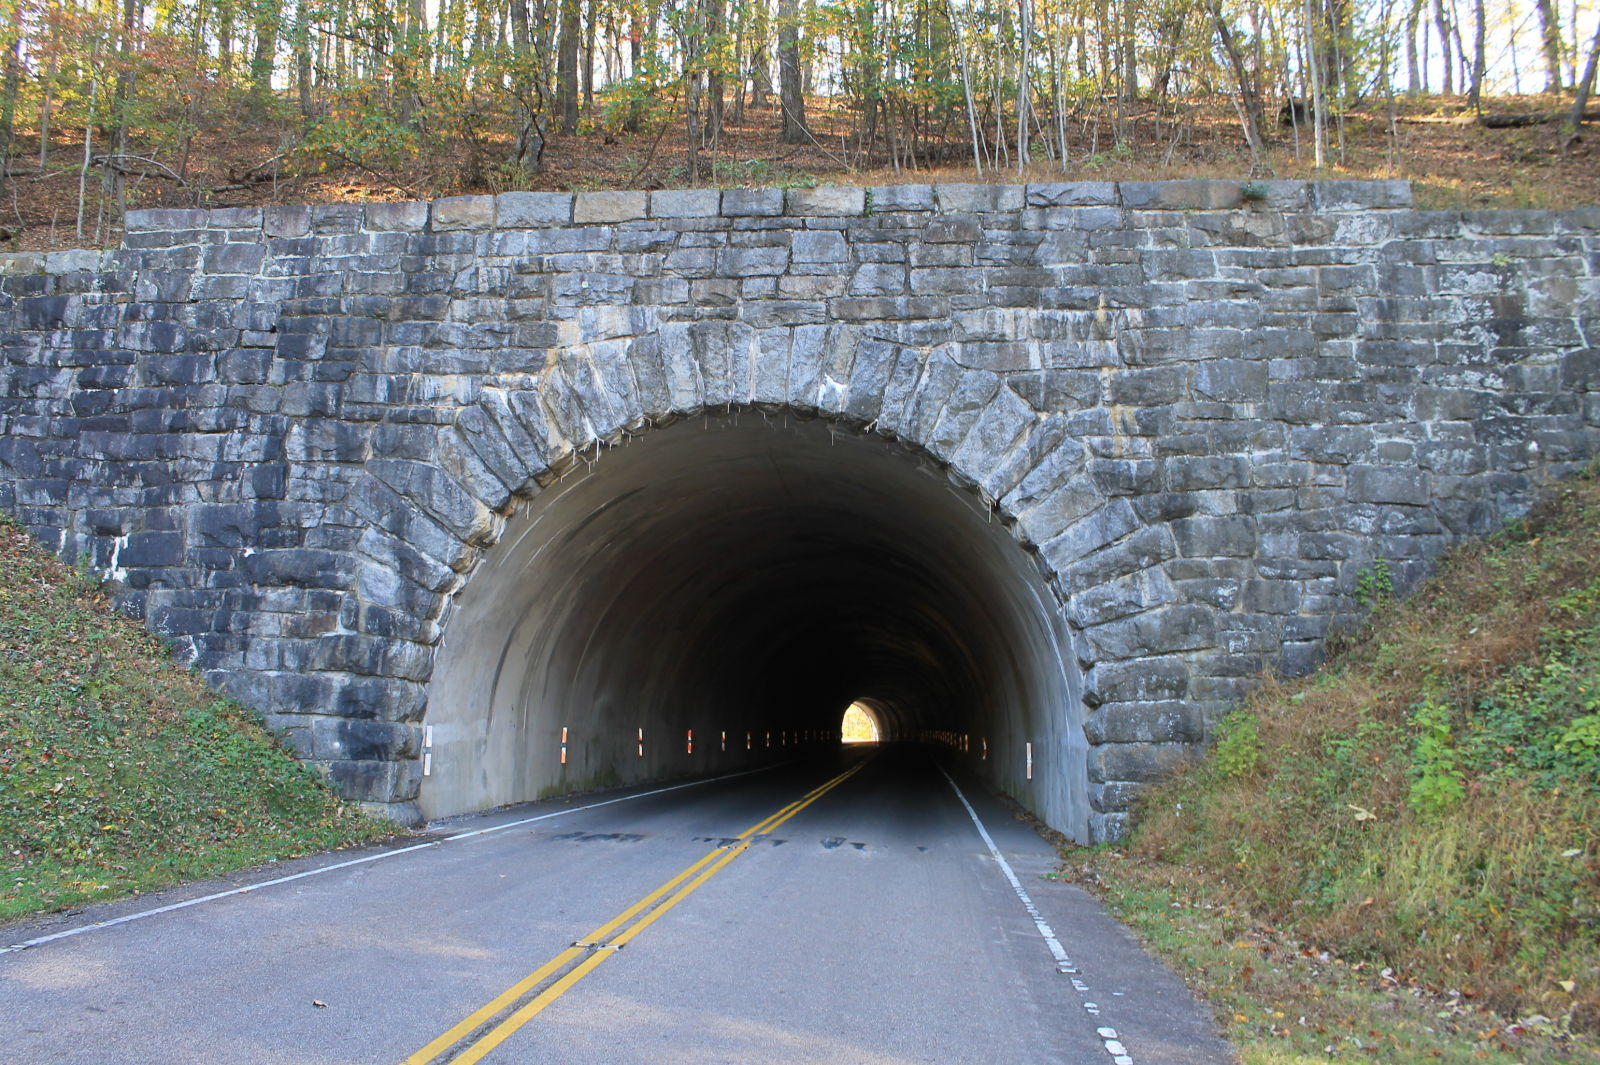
(424, 412, 1088, 838)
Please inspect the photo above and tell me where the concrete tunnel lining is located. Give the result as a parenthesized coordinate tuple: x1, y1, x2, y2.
(424, 411, 1089, 839)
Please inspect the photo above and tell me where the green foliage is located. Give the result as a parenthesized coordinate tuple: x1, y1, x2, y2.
(1558, 712, 1600, 762)
(1406, 699, 1465, 815)
(300, 95, 421, 169)
(1209, 709, 1261, 780)
(600, 67, 678, 136)
(1354, 557, 1394, 608)
(1083, 141, 1135, 171)
(711, 157, 776, 185)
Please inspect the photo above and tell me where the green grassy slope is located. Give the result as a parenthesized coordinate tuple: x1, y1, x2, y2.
(1075, 469, 1600, 1064)
(0, 517, 391, 921)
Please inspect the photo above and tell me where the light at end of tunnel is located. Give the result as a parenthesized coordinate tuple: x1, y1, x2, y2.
(840, 702, 879, 745)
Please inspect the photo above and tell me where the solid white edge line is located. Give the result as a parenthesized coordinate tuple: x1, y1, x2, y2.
(936, 761, 1136, 1065)
(0, 761, 784, 957)
(935, 763, 1072, 967)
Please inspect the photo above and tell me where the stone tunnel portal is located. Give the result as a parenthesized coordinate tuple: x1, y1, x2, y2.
(424, 412, 1089, 839)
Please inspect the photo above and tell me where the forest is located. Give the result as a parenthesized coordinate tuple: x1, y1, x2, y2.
(1, 0, 1598, 248)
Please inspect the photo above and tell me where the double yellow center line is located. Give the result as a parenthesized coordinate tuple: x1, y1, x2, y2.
(401, 757, 869, 1065)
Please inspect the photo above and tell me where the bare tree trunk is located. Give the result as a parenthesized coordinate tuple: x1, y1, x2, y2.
(251, 0, 281, 111)
(1119, 0, 1137, 102)
(1432, 0, 1453, 93)
(1448, 0, 1469, 96)
(1533, 0, 1564, 92)
(78, 32, 103, 241)
(583, 3, 596, 116)
(947, 0, 983, 173)
(556, 0, 580, 134)
(1306, 0, 1328, 166)
(294, 0, 315, 122)
(1405, 0, 1423, 93)
(107, 0, 141, 228)
(510, 0, 530, 59)
(38, 41, 57, 168)
(1208, 0, 1265, 160)
(1016, 0, 1032, 169)
(778, 0, 808, 143)
(1466, 0, 1485, 110)
(1566, 18, 1600, 145)
(509, 0, 545, 174)
(704, 0, 724, 148)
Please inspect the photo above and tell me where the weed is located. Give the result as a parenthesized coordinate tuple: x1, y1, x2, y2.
(1407, 699, 1465, 815)
(1354, 557, 1394, 608)
(1210, 709, 1261, 780)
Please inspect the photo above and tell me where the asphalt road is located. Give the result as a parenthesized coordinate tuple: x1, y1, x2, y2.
(0, 745, 1234, 1065)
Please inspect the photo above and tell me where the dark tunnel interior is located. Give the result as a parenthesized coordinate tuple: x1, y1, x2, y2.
(424, 411, 1088, 837)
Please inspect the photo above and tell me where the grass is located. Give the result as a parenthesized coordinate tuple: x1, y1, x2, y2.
(0, 517, 393, 921)
(1069, 467, 1600, 1064)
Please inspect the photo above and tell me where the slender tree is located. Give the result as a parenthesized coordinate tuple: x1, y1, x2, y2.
(556, 0, 581, 133)
(778, 0, 807, 142)
(1533, 0, 1565, 92)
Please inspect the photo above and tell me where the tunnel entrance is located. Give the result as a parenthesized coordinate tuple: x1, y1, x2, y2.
(424, 411, 1089, 840)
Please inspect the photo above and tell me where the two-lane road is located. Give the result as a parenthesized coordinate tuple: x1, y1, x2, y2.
(0, 746, 1233, 1064)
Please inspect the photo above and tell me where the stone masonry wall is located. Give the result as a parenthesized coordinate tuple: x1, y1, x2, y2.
(0, 180, 1596, 838)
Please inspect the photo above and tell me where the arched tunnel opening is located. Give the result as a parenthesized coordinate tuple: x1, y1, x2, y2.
(424, 411, 1089, 840)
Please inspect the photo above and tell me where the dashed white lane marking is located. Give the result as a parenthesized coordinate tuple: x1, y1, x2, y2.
(938, 763, 1135, 1065)
(1, 762, 786, 957)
